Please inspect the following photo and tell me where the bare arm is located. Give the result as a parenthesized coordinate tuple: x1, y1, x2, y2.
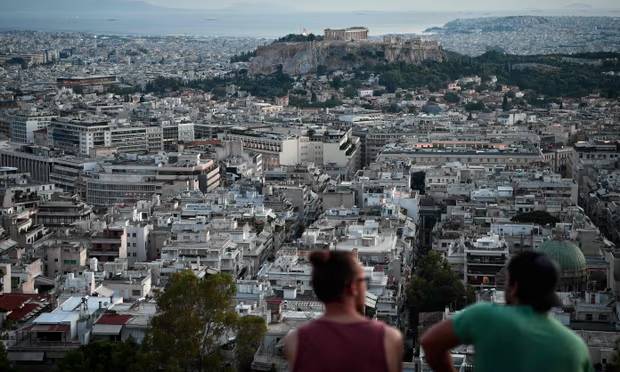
(384, 325, 404, 372)
(420, 320, 461, 372)
(283, 329, 298, 372)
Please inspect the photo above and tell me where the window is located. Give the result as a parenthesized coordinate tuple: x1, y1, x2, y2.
(132, 290, 141, 296)
(585, 314, 593, 321)
(599, 314, 608, 321)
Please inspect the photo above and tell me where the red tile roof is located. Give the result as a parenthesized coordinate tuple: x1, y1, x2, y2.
(0, 294, 42, 311)
(31, 324, 70, 333)
(7, 303, 43, 322)
(0, 294, 48, 322)
(96, 314, 132, 325)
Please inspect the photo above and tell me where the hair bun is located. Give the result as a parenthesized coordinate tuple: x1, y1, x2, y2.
(309, 251, 330, 266)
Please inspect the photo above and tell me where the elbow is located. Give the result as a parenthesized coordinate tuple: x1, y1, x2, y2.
(419, 330, 434, 352)
(419, 320, 460, 370)
(420, 330, 444, 365)
(420, 340, 443, 369)
(419, 335, 436, 362)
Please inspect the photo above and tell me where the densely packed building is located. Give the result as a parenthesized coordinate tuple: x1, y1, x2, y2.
(0, 29, 618, 371)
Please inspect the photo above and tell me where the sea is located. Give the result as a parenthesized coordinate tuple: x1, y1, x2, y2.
(0, 8, 618, 38)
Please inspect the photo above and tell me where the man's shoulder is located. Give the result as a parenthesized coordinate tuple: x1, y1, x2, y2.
(382, 323, 403, 342)
(284, 327, 298, 346)
(293, 319, 324, 337)
(548, 318, 590, 351)
(452, 302, 509, 340)
(457, 301, 502, 318)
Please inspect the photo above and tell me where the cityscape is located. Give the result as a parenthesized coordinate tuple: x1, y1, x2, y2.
(0, 1, 619, 371)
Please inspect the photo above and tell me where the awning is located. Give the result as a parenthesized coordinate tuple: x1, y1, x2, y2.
(31, 324, 69, 333)
(8, 351, 44, 361)
(92, 324, 123, 336)
(365, 292, 378, 308)
(35, 276, 56, 286)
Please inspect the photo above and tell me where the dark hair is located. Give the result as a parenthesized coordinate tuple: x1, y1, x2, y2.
(507, 251, 560, 312)
(309, 250, 357, 303)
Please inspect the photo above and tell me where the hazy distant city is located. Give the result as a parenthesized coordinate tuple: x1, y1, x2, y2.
(0, 1, 619, 371)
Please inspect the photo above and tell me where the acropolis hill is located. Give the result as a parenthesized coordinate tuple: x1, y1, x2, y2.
(249, 29, 446, 75)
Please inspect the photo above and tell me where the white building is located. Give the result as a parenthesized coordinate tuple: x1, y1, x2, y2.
(224, 127, 361, 177)
(9, 111, 56, 144)
(178, 123, 195, 142)
(497, 112, 527, 125)
(335, 220, 399, 265)
(48, 117, 111, 156)
(358, 89, 374, 98)
(257, 254, 313, 293)
(125, 223, 153, 266)
(464, 234, 509, 288)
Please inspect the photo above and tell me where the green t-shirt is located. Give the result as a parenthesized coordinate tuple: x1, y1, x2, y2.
(452, 302, 594, 372)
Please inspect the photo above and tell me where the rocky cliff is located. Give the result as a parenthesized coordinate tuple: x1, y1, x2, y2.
(249, 40, 446, 76)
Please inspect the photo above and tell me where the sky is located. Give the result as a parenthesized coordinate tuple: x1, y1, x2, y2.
(144, 0, 620, 12)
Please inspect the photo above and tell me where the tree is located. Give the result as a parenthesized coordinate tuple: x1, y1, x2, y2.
(411, 171, 426, 195)
(343, 86, 357, 98)
(606, 337, 620, 372)
(502, 94, 510, 111)
(385, 103, 401, 113)
(444, 92, 460, 103)
(56, 339, 144, 372)
(235, 316, 267, 372)
(7, 57, 27, 69)
(144, 271, 238, 372)
(274, 33, 323, 43)
(407, 251, 473, 313)
(465, 101, 485, 112)
(230, 50, 256, 63)
(330, 77, 343, 89)
(0, 342, 12, 372)
(511, 210, 559, 226)
(406, 251, 474, 332)
(380, 70, 403, 93)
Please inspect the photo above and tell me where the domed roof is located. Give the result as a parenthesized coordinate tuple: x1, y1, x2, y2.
(536, 240, 587, 279)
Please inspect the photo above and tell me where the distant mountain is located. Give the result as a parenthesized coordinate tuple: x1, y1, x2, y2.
(0, 0, 161, 12)
(425, 15, 620, 35)
(565, 3, 594, 9)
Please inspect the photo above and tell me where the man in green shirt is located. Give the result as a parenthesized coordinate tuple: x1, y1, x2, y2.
(420, 251, 594, 372)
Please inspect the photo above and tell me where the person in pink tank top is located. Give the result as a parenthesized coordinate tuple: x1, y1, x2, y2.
(284, 251, 403, 372)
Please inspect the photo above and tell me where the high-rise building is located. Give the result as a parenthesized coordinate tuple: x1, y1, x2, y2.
(9, 111, 56, 144)
(48, 117, 111, 156)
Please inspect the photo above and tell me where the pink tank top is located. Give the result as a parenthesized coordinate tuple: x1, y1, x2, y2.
(292, 318, 389, 372)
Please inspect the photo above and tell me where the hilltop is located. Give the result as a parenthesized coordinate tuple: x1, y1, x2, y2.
(248, 37, 446, 76)
(144, 49, 620, 101)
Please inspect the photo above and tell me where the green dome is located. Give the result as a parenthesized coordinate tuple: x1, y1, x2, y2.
(536, 240, 587, 279)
